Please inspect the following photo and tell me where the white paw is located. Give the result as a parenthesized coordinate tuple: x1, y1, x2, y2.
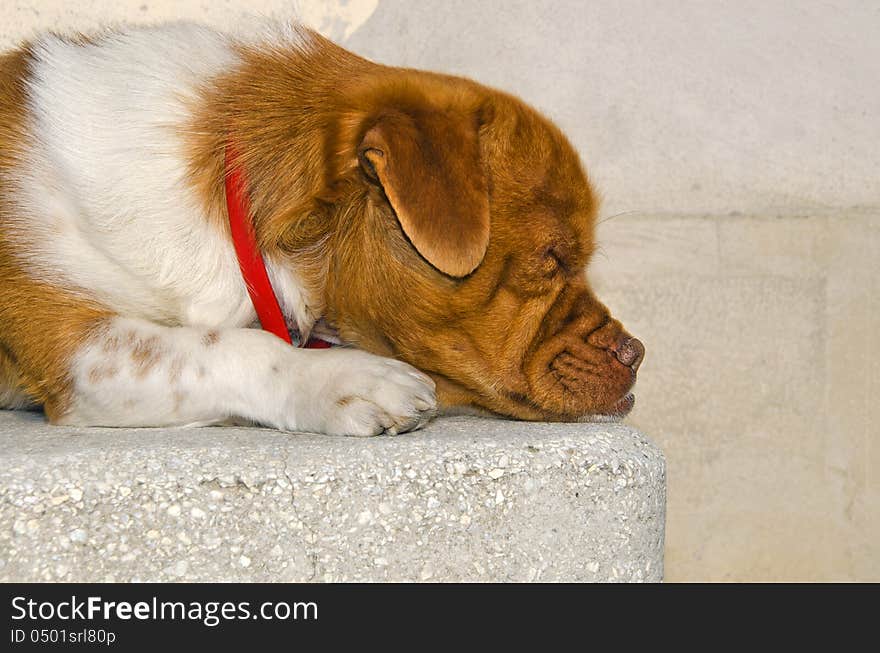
(293, 349, 437, 436)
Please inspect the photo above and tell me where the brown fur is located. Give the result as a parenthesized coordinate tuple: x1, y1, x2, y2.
(184, 30, 641, 420)
(358, 109, 490, 277)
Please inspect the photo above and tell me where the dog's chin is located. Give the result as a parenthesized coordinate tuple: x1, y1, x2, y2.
(575, 393, 636, 423)
(439, 391, 636, 424)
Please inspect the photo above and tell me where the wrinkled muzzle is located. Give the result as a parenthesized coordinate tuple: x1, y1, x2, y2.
(523, 287, 644, 420)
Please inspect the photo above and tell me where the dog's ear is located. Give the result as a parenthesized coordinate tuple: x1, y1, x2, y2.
(357, 110, 490, 277)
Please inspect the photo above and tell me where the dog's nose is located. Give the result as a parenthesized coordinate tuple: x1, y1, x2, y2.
(612, 337, 645, 373)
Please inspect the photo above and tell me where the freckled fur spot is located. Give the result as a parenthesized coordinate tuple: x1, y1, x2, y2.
(202, 330, 220, 346)
(101, 335, 122, 353)
(168, 355, 185, 383)
(172, 389, 187, 413)
(87, 364, 118, 384)
(335, 395, 357, 408)
(130, 336, 163, 377)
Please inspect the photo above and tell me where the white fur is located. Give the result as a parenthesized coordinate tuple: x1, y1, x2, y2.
(13, 24, 256, 326)
(4, 22, 437, 434)
(12, 22, 323, 330)
(65, 317, 436, 435)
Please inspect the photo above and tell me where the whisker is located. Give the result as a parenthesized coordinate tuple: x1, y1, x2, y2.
(596, 210, 638, 226)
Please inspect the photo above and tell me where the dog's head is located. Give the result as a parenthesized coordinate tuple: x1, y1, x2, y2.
(317, 70, 643, 421)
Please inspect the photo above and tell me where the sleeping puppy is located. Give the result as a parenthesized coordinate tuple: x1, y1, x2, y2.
(0, 21, 644, 435)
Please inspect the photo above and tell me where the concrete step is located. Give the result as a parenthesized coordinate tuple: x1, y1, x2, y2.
(0, 411, 665, 582)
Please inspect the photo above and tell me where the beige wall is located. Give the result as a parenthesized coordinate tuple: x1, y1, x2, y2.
(591, 210, 879, 581)
(2, 1, 877, 581)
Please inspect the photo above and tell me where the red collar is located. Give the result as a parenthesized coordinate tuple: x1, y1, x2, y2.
(224, 145, 330, 348)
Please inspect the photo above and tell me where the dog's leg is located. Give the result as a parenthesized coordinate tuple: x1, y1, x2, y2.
(58, 316, 437, 435)
(0, 347, 36, 410)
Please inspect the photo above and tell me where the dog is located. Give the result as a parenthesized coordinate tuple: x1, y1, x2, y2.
(0, 21, 644, 436)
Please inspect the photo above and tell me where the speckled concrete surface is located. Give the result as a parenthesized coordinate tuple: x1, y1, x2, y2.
(0, 411, 665, 582)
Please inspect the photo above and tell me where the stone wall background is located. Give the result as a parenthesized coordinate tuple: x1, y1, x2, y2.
(1, 0, 877, 581)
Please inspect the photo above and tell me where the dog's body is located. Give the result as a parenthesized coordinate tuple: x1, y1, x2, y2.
(0, 21, 643, 435)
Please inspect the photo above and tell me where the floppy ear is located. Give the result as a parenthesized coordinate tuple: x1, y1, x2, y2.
(357, 110, 490, 277)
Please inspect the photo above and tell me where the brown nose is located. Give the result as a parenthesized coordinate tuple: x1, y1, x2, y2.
(613, 337, 645, 373)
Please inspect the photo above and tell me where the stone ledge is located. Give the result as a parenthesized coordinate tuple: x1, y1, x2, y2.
(0, 412, 665, 582)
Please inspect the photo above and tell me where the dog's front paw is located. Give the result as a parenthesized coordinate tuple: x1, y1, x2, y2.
(294, 349, 437, 436)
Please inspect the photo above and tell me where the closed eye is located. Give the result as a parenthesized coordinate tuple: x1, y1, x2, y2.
(545, 246, 571, 276)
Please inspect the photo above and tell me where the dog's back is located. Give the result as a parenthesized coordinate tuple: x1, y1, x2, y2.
(1, 24, 253, 325)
